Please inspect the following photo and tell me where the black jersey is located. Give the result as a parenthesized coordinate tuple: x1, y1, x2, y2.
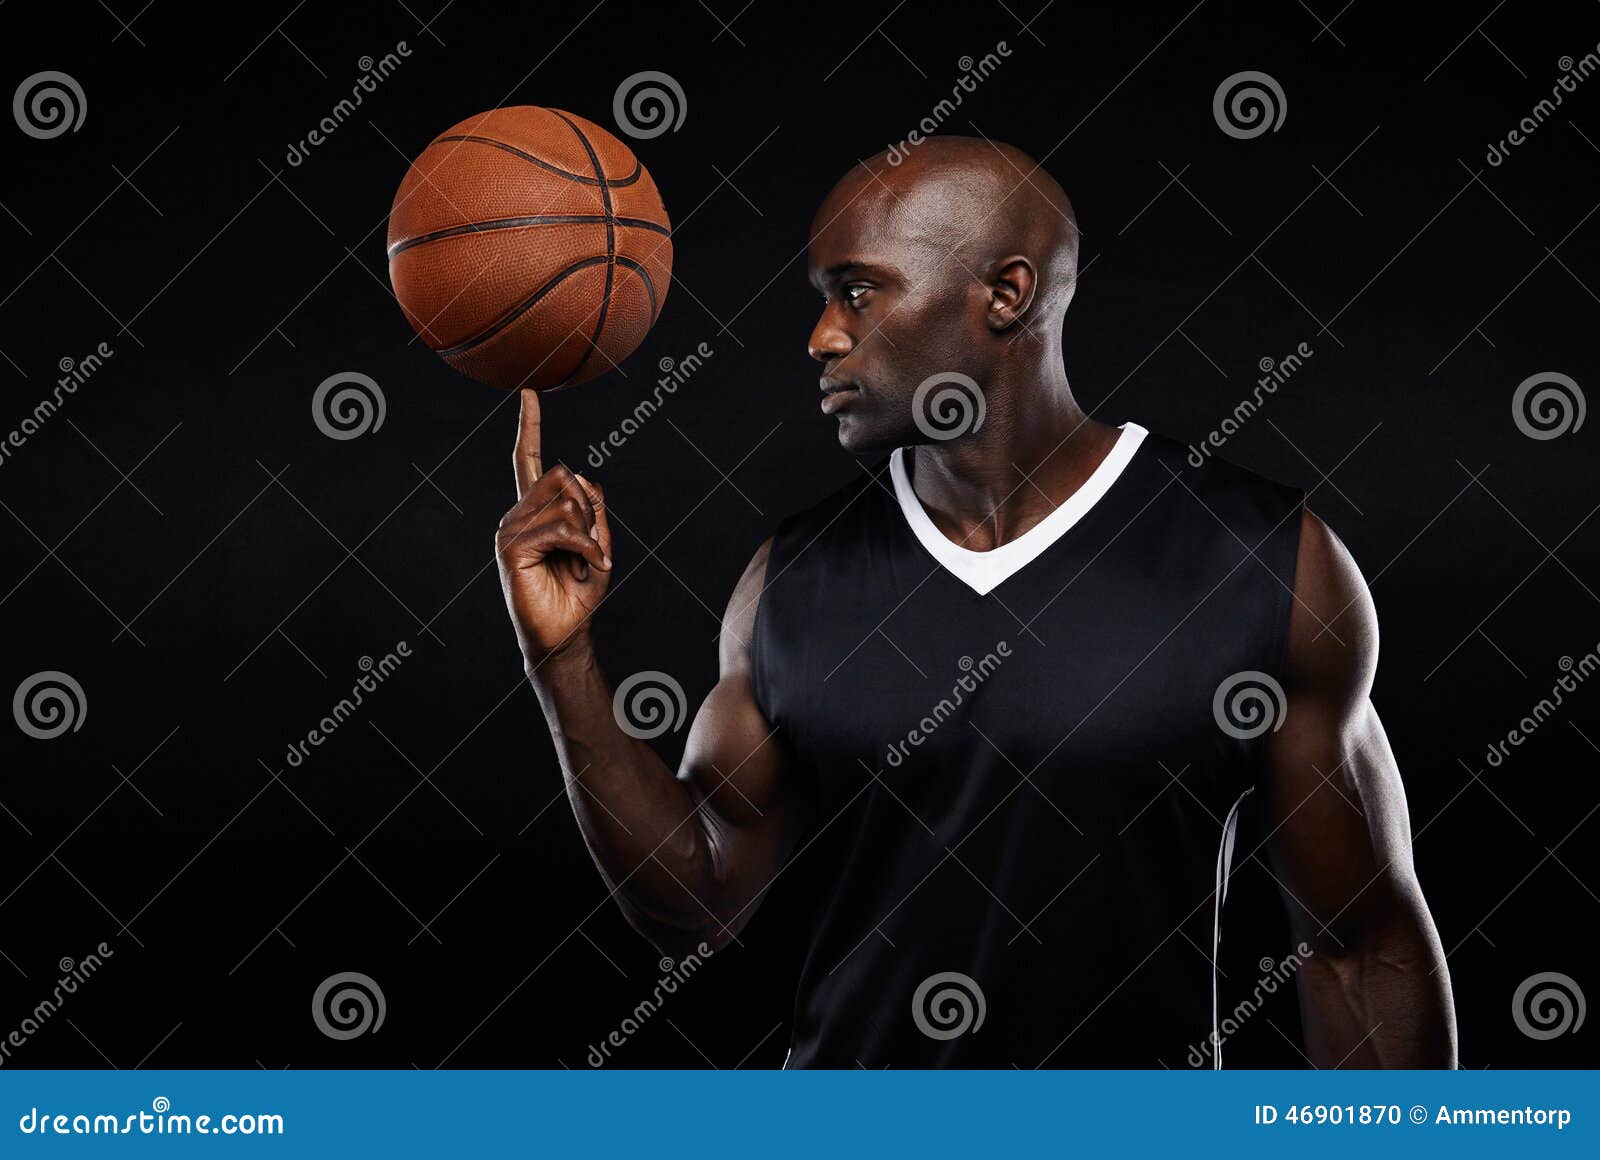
(750, 423, 1305, 1068)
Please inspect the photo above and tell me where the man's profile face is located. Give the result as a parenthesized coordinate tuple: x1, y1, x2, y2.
(806, 171, 985, 455)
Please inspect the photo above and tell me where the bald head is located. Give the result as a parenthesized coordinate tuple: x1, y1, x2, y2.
(815, 136, 1079, 324)
(804, 137, 1082, 453)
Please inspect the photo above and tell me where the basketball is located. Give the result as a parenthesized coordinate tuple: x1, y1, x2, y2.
(386, 106, 673, 392)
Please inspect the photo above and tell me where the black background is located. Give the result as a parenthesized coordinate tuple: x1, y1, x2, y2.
(2, 0, 1596, 1069)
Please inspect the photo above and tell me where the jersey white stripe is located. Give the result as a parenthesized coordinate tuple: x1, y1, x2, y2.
(1212, 787, 1253, 1070)
(889, 423, 1149, 596)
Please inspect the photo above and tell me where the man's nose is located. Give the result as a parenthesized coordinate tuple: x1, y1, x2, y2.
(808, 307, 853, 364)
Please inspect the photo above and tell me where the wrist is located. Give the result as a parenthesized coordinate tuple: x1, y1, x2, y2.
(525, 634, 598, 685)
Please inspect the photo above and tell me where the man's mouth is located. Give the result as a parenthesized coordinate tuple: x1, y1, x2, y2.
(819, 378, 862, 414)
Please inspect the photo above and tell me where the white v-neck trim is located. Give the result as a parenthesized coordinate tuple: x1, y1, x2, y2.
(889, 422, 1148, 596)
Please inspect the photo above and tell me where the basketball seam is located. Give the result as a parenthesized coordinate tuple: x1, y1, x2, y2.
(550, 111, 616, 389)
(433, 256, 609, 358)
(615, 256, 658, 326)
(386, 214, 668, 259)
(430, 133, 642, 187)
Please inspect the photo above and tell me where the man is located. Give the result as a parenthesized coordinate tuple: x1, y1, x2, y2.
(495, 137, 1458, 1067)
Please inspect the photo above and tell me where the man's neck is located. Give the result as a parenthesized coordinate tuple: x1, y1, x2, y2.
(905, 377, 1122, 553)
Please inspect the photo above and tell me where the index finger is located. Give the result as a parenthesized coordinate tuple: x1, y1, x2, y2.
(513, 388, 542, 499)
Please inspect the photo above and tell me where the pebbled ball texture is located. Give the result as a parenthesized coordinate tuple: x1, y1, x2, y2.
(387, 106, 672, 392)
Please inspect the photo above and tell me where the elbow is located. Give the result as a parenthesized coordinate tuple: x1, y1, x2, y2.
(1297, 892, 1458, 1067)
(1298, 869, 1442, 962)
(614, 815, 741, 960)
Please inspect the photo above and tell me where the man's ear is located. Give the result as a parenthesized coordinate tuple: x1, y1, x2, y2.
(986, 255, 1037, 331)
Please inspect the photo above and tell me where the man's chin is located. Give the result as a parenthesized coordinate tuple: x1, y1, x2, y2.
(833, 415, 903, 457)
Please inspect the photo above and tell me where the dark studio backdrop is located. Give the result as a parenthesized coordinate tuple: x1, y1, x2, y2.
(1, 0, 1596, 1069)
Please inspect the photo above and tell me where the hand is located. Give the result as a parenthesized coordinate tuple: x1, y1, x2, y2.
(496, 389, 612, 669)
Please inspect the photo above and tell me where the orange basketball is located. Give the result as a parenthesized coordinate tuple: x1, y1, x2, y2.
(386, 106, 672, 392)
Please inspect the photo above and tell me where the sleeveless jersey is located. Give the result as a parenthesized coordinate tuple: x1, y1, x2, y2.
(750, 423, 1305, 1068)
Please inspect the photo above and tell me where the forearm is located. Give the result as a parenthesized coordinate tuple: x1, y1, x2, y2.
(1295, 898, 1457, 1068)
(528, 641, 718, 942)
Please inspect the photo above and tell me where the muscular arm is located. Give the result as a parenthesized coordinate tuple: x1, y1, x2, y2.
(496, 389, 807, 958)
(529, 539, 807, 958)
(1263, 509, 1458, 1067)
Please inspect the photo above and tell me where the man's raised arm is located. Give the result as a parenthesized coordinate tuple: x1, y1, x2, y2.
(495, 389, 807, 958)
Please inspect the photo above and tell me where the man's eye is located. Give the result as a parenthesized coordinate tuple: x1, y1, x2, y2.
(845, 285, 871, 308)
